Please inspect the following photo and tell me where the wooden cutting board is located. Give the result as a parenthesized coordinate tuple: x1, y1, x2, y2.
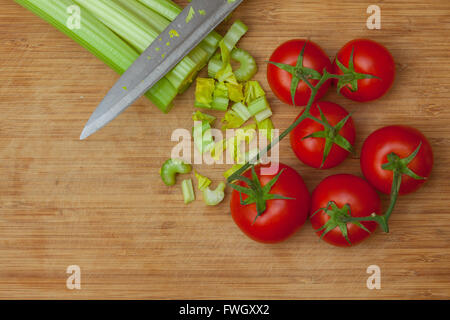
(0, 0, 449, 299)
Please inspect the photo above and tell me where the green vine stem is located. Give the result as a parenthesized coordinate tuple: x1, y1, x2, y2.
(342, 143, 425, 233)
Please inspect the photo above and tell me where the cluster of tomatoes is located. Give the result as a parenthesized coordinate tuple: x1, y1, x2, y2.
(230, 39, 434, 247)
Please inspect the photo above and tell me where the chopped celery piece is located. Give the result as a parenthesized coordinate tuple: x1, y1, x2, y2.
(181, 179, 195, 204)
(222, 20, 248, 51)
(214, 81, 229, 98)
(192, 111, 216, 125)
(208, 57, 223, 78)
(248, 96, 270, 116)
(186, 7, 195, 23)
(212, 82, 230, 111)
(255, 108, 273, 123)
(224, 164, 244, 180)
(194, 171, 212, 191)
(203, 183, 226, 206)
(226, 83, 244, 103)
(212, 96, 230, 112)
(244, 81, 266, 105)
(15, 0, 174, 113)
(222, 110, 245, 130)
(216, 41, 238, 85)
(211, 139, 226, 161)
(160, 159, 192, 186)
(257, 118, 275, 142)
(193, 121, 215, 154)
(231, 48, 258, 82)
(228, 124, 257, 162)
(195, 78, 215, 108)
(232, 102, 251, 122)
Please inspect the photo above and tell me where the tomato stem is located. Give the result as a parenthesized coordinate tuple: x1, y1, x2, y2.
(342, 144, 425, 233)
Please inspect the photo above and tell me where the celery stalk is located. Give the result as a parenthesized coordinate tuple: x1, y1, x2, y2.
(75, 0, 197, 91)
(138, 0, 223, 60)
(15, 0, 176, 112)
(181, 179, 195, 204)
(138, 0, 181, 21)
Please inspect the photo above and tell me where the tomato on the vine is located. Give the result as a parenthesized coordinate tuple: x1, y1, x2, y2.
(333, 39, 395, 102)
(310, 174, 381, 247)
(230, 163, 310, 244)
(267, 39, 332, 106)
(290, 101, 355, 169)
(360, 125, 433, 195)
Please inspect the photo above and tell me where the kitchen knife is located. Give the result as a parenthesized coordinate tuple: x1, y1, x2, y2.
(80, 0, 243, 140)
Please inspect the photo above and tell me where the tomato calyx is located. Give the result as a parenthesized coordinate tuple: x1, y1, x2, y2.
(335, 47, 379, 93)
(312, 201, 371, 245)
(302, 105, 354, 168)
(229, 166, 294, 224)
(344, 143, 425, 233)
(268, 43, 322, 104)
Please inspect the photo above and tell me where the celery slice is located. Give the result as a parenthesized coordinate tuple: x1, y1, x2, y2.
(244, 81, 266, 105)
(193, 121, 215, 154)
(231, 48, 258, 82)
(224, 164, 244, 180)
(255, 108, 273, 123)
(192, 111, 216, 125)
(212, 96, 230, 112)
(248, 96, 270, 116)
(221, 110, 245, 130)
(194, 171, 212, 191)
(222, 20, 248, 51)
(226, 83, 244, 103)
(232, 102, 251, 122)
(208, 57, 223, 78)
(257, 118, 275, 142)
(181, 179, 195, 204)
(203, 183, 226, 206)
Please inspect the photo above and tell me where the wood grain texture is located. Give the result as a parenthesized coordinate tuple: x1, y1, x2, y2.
(0, 0, 449, 299)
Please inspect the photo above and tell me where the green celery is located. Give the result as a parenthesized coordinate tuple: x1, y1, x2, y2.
(248, 96, 270, 116)
(138, 0, 223, 60)
(232, 102, 251, 122)
(138, 0, 181, 21)
(255, 108, 273, 123)
(75, 0, 197, 91)
(181, 179, 195, 204)
(192, 111, 216, 125)
(15, 0, 175, 112)
(194, 171, 212, 191)
(257, 118, 275, 142)
(222, 20, 248, 51)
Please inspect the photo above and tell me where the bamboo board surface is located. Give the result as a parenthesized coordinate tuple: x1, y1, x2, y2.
(0, 0, 449, 299)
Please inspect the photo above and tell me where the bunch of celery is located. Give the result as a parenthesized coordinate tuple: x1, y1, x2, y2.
(15, 0, 222, 113)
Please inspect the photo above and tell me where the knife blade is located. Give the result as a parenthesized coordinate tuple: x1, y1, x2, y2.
(80, 0, 243, 140)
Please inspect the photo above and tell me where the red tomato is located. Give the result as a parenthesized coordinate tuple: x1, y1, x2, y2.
(360, 125, 433, 195)
(310, 174, 381, 247)
(333, 39, 395, 102)
(267, 39, 332, 106)
(231, 163, 310, 243)
(290, 101, 355, 169)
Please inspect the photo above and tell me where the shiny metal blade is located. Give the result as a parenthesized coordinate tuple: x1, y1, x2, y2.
(80, 0, 243, 140)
